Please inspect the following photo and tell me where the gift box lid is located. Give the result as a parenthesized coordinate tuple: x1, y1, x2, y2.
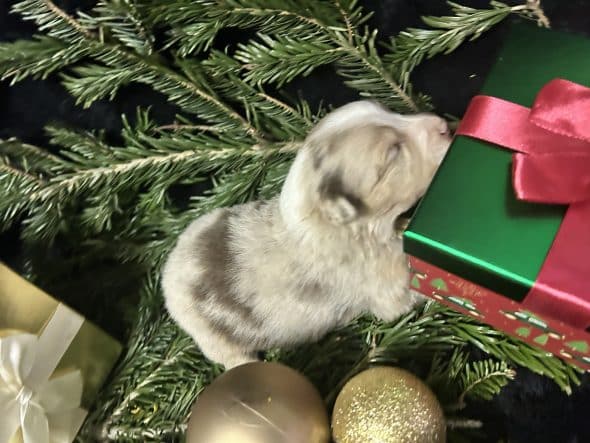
(403, 23, 590, 301)
(0, 263, 122, 407)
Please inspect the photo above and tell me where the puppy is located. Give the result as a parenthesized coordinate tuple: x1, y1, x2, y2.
(162, 101, 451, 369)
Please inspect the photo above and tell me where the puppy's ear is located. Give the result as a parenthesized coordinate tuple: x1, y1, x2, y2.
(322, 196, 359, 224)
(318, 171, 365, 224)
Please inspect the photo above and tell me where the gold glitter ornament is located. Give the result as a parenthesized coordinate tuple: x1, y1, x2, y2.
(186, 361, 330, 443)
(331, 366, 446, 443)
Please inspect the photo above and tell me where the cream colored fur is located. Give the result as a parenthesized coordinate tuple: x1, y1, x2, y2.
(162, 101, 451, 369)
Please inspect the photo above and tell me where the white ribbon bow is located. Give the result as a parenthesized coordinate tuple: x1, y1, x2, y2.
(0, 304, 87, 443)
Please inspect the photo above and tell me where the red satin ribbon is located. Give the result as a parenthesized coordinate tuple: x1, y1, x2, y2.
(456, 79, 590, 329)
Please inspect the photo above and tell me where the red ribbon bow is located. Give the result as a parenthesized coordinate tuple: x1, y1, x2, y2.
(456, 79, 590, 329)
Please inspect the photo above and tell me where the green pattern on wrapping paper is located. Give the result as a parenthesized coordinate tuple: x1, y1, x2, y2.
(534, 334, 549, 346)
(430, 291, 485, 319)
(516, 327, 532, 338)
(411, 275, 421, 289)
(566, 341, 589, 353)
(500, 310, 564, 340)
(430, 278, 448, 291)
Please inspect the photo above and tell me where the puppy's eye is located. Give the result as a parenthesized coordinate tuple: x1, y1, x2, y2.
(386, 142, 402, 162)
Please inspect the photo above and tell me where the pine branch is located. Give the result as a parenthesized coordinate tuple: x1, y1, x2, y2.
(61, 63, 147, 108)
(216, 0, 345, 29)
(10, 0, 264, 138)
(369, 303, 464, 362)
(28, 148, 223, 222)
(150, 0, 420, 113)
(0, 138, 72, 241)
(427, 349, 468, 382)
(0, 36, 88, 85)
(456, 359, 516, 405)
(12, 0, 94, 41)
(76, 276, 221, 443)
(324, 302, 580, 399)
(1, 136, 69, 175)
(334, 28, 425, 112)
(164, 2, 329, 57)
(169, 21, 224, 56)
(143, 0, 344, 57)
(79, 142, 292, 270)
(0, 138, 69, 230)
(386, 1, 535, 75)
(332, 0, 372, 43)
(203, 51, 315, 139)
(235, 33, 343, 87)
(430, 350, 516, 411)
(438, 305, 581, 394)
(144, 0, 330, 29)
(524, 0, 551, 28)
(0, 162, 42, 230)
(40, 113, 290, 245)
(141, 65, 260, 138)
(63, 47, 261, 137)
(1, 116, 278, 242)
(85, 0, 155, 55)
(230, 1, 422, 112)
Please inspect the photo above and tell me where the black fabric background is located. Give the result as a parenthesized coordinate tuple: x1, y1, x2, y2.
(2, 1, 590, 441)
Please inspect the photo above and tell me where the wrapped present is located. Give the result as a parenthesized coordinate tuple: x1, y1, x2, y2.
(403, 23, 590, 371)
(0, 262, 122, 443)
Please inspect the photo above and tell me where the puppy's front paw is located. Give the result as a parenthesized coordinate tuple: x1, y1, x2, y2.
(409, 289, 428, 303)
(221, 353, 259, 370)
(369, 292, 421, 323)
(370, 301, 403, 323)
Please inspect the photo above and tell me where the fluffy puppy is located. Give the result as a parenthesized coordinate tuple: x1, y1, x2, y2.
(162, 101, 451, 369)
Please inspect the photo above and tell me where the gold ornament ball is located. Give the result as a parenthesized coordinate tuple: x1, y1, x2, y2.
(186, 361, 330, 443)
(332, 366, 446, 443)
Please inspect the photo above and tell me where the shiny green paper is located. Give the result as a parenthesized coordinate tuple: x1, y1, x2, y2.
(404, 24, 590, 301)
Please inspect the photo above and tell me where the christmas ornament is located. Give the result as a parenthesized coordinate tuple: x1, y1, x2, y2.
(332, 366, 445, 443)
(186, 361, 330, 443)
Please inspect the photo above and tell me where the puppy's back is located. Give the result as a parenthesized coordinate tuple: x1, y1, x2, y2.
(161, 204, 278, 349)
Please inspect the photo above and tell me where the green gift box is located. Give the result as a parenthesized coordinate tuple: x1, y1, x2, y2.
(403, 23, 590, 371)
(0, 262, 122, 443)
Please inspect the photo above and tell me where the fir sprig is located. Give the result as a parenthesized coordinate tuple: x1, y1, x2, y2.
(457, 359, 516, 404)
(61, 64, 145, 107)
(0, 36, 88, 84)
(443, 306, 581, 394)
(386, 1, 550, 75)
(235, 33, 343, 87)
(64, 50, 261, 136)
(85, 0, 155, 55)
(0, 153, 43, 229)
(77, 277, 221, 442)
(333, 28, 427, 112)
(12, 0, 95, 41)
(231, 0, 422, 112)
(151, 0, 338, 57)
(4, 123, 281, 243)
(10, 1, 265, 137)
